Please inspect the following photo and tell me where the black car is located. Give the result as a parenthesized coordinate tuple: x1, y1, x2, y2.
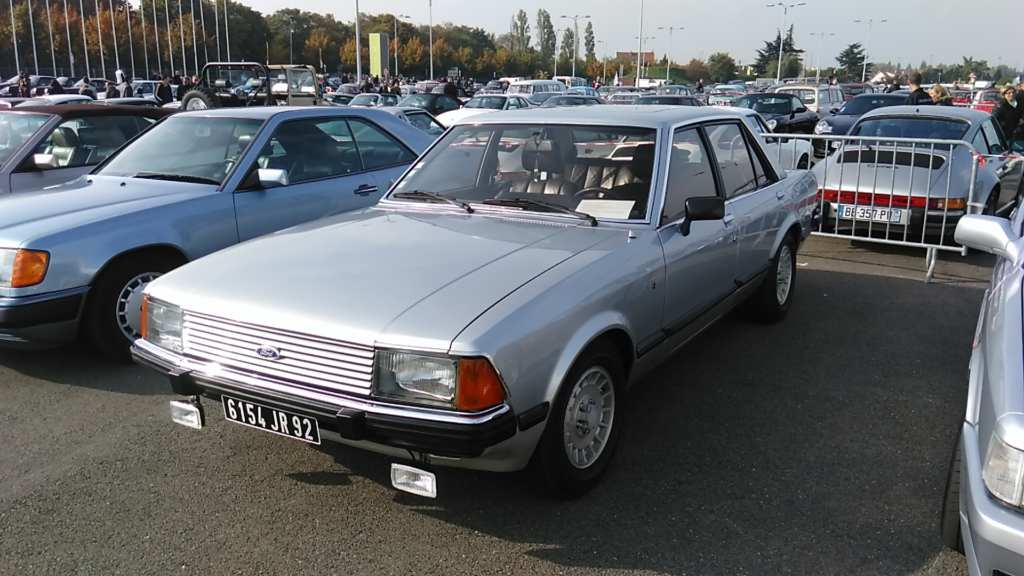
(398, 92, 462, 116)
(731, 93, 818, 134)
(540, 95, 603, 108)
(812, 93, 907, 156)
(636, 95, 703, 106)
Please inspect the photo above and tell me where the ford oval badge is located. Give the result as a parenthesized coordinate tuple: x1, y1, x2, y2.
(256, 344, 282, 360)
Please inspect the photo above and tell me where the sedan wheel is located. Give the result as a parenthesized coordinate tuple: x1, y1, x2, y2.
(563, 366, 616, 470)
(775, 244, 794, 306)
(115, 272, 161, 341)
(749, 233, 797, 323)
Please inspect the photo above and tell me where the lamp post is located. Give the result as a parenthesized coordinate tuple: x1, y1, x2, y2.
(288, 17, 294, 65)
(853, 17, 886, 83)
(427, 0, 433, 79)
(354, 0, 361, 83)
(766, 2, 805, 83)
(634, 0, 643, 87)
(657, 25, 683, 83)
(634, 35, 655, 81)
(596, 39, 607, 83)
(808, 31, 834, 83)
(8, 0, 18, 74)
(394, 13, 409, 78)
(559, 14, 589, 78)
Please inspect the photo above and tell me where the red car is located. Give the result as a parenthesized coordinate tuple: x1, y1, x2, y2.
(971, 89, 1001, 114)
(951, 90, 972, 107)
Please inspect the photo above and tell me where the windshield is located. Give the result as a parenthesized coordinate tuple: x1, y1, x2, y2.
(349, 94, 378, 106)
(99, 116, 263, 184)
(388, 123, 657, 221)
(400, 94, 435, 107)
(850, 117, 969, 148)
(0, 112, 49, 166)
(465, 96, 507, 110)
(838, 96, 902, 115)
(732, 95, 793, 115)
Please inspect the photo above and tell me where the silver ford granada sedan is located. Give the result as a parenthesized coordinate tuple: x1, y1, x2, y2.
(132, 106, 818, 497)
(942, 212, 1024, 574)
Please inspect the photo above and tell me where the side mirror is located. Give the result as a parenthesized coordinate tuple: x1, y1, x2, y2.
(680, 196, 725, 236)
(830, 107, 839, 114)
(257, 168, 289, 189)
(32, 153, 58, 169)
(955, 215, 1020, 262)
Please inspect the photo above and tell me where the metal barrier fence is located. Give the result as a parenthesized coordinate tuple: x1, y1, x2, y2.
(767, 133, 990, 281)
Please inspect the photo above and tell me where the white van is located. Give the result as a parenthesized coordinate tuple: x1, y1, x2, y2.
(775, 84, 846, 115)
(507, 80, 567, 96)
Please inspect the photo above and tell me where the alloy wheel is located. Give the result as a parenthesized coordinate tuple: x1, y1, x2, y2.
(563, 366, 616, 470)
(115, 272, 161, 341)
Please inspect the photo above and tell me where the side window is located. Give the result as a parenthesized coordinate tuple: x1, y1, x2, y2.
(256, 118, 363, 185)
(348, 118, 417, 170)
(287, 69, 316, 95)
(662, 128, 719, 224)
(790, 96, 804, 111)
(743, 126, 776, 186)
(406, 112, 445, 136)
(981, 120, 1006, 154)
(705, 123, 758, 199)
(972, 130, 989, 155)
(34, 115, 143, 169)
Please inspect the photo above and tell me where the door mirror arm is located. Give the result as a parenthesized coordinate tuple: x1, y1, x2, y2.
(679, 196, 726, 236)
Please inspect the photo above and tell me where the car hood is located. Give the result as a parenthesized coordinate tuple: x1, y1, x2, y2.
(438, 108, 496, 124)
(148, 208, 616, 352)
(0, 175, 218, 245)
(822, 114, 858, 134)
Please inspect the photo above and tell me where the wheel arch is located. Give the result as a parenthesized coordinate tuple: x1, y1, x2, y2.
(542, 314, 637, 407)
(88, 243, 189, 289)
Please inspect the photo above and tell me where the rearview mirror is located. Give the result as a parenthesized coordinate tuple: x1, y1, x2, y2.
(955, 215, 1020, 263)
(32, 153, 57, 169)
(680, 196, 725, 236)
(257, 168, 289, 189)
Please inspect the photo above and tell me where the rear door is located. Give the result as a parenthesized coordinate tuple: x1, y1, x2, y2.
(233, 116, 382, 241)
(286, 68, 318, 107)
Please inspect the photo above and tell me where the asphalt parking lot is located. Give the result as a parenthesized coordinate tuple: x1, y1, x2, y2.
(0, 236, 993, 575)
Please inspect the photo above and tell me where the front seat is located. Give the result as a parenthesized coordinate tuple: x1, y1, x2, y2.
(514, 138, 579, 196)
(49, 126, 87, 167)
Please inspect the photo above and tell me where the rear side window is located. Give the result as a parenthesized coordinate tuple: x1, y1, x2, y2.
(662, 127, 718, 224)
(348, 118, 417, 170)
(705, 123, 758, 199)
(981, 120, 1006, 154)
(33, 115, 149, 168)
(257, 118, 362, 185)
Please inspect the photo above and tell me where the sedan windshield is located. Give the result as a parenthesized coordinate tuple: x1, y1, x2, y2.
(837, 96, 904, 115)
(464, 96, 507, 110)
(388, 124, 657, 221)
(349, 94, 378, 106)
(99, 116, 263, 184)
(0, 112, 49, 166)
(733, 95, 793, 115)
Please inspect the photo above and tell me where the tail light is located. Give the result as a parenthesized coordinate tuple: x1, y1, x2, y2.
(819, 189, 965, 211)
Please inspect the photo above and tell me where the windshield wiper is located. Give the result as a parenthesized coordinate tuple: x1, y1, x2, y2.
(132, 172, 220, 185)
(481, 198, 598, 226)
(391, 190, 473, 213)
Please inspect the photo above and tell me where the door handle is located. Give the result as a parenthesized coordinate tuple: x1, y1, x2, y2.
(722, 213, 736, 225)
(776, 188, 786, 200)
(353, 184, 378, 196)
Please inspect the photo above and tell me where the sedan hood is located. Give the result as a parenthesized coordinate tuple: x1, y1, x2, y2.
(0, 175, 217, 245)
(148, 208, 615, 351)
(821, 114, 858, 135)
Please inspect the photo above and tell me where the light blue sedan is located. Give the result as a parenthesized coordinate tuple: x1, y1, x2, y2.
(0, 106, 432, 359)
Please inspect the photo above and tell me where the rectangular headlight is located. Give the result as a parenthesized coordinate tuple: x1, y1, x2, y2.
(983, 430, 1024, 508)
(375, 350, 457, 407)
(142, 296, 183, 353)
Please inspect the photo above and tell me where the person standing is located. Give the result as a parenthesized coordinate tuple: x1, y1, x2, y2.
(905, 72, 933, 105)
(47, 77, 64, 95)
(696, 78, 704, 93)
(929, 84, 954, 106)
(155, 76, 173, 105)
(114, 70, 134, 97)
(78, 77, 96, 99)
(993, 86, 1022, 149)
(104, 80, 118, 99)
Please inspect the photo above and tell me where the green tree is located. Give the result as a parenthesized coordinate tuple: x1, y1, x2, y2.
(684, 58, 709, 83)
(706, 52, 736, 82)
(535, 9, 555, 66)
(511, 9, 530, 53)
(754, 24, 802, 76)
(584, 21, 595, 61)
(835, 42, 867, 79)
(558, 27, 574, 63)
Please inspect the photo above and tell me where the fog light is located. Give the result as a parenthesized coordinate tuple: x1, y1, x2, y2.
(390, 463, 437, 498)
(169, 399, 204, 429)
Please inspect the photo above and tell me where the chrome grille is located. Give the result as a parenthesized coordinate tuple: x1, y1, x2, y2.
(181, 311, 374, 396)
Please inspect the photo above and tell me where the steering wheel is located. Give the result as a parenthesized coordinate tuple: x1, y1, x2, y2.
(574, 187, 609, 200)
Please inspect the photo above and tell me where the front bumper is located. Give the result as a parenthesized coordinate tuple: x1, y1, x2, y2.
(960, 422, 1024, 576)
(132, 339, 535, 470)
(0, 287, 88, 348)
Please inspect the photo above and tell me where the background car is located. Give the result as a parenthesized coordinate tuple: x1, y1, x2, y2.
(348, 93, 401, 108)
(0, 107, 433, 359)
(607, 92, 640, 105)
(971, 89, 1001, 114)
(540, 95, 603, 107)
(0, 104, 169, 194)
(707, 84, 745, 106)
(636, 95, 702, 106)
(0, 74, 57, 96)
(839, 82, 874, 100)
(566, 86, 600, 98)
(733, 107, 814, 170)
(731, 93, 818, 133)
(436, 94, 532, 125)
(398, 92, 462, 116)
(656, 85, 694, 96)
(15, 94, 95, 107)
(379, 106, 446, 137)
(97, 97, 163, 108)
(812, 92, 908, 156)
(775, 84, 846, 116)
(325, 93, 354, 106)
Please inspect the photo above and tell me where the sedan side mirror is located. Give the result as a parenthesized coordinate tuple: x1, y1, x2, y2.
(257, 168, 289, 189)
(955, 215, 1020, 263)
(32, 153, 58, 169)
(680, 196, 725, 236)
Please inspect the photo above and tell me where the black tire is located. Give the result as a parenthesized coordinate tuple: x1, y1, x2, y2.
(749, 233, 797, 323)
(180, 87, 219, 110)
(796, 154, 809, 169)
(83, 252, 183, 362)
(532, 342, 625, 498)
(940, 430, 965, 554)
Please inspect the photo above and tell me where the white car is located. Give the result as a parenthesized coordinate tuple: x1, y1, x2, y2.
(436, 94, 533, 125)
(730, 107, 814, 170)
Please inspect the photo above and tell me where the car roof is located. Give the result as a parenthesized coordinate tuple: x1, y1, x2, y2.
(858, 104, 988, 124)
(4, 103, 170, 118)
(451, 105, 747, 128)
(172, 106, 403, 121)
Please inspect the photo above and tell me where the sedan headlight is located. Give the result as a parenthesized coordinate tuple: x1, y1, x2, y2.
(0, 248, 49, 288)
(141, 295, 183, 352)
(814, 120, 833, 135)
(375, 350, 506, 411)
(766, 119, 778, 131)
(982, 424, 1024, 507)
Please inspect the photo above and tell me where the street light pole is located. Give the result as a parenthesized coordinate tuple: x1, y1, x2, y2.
(597, 39, 607, 83)
(658, 25, 682, 83)
(559, 14, 589, 79)
(766, 2, 805, 83)
(809, 31, 834, 83)
(635, 0, 643, 86)
(354, 0, 361, 83)
(428, 0, 433, 79)
(394, 13, 409, 78)
(853, 18, 887, 83)
(288, 18, 293, 65)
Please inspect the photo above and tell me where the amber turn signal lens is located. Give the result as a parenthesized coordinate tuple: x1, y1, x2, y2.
(456, 358, 506, 412)
(139, 295, 150, 340)
(11, 249, 49, 288)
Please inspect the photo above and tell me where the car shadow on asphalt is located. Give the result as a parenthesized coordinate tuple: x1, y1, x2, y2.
(0, 342, 169, 395)
(314, 269, 974, 574)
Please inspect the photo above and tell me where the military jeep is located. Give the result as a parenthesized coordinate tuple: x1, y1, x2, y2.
(179, 62, 322, 110)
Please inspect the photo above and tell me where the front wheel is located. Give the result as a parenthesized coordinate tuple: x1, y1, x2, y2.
(940, 431, 964, 554)
(83, 253, 182, 362)
(796, 154, 809, 169)
(749, 234, 797, 323)
(533, 342, 625, 498)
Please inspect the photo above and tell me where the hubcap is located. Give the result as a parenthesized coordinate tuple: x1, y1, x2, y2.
(563, 366, 615, 470)
(185, 98, 207, 110)
(116, 272, 161, 341)
(776, 245, 793, 305)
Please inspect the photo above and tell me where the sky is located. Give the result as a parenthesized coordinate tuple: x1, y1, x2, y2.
(238, 0, 1023, 71)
